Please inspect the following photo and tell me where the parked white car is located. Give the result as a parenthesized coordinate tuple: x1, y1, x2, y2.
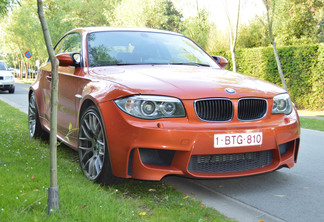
(0, 60, 15, 94)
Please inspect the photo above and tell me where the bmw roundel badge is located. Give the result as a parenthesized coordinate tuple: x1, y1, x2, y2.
(225, 88, 236, 94)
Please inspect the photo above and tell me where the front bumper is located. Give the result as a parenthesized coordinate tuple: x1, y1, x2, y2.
(0, 80, 15, 90)
(99, 100, 300, 181)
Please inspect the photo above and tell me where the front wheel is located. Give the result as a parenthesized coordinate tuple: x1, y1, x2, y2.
(78, 105, 123, 185)
(28, 92, 43, 138)
(8, 86, 15, 94)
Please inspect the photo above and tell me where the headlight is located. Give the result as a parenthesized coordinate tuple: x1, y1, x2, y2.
(115, 95, 186, 119)
(4, 75, 14, 80)
(272, 93, 292, 115)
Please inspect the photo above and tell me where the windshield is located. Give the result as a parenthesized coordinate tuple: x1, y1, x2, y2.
(87, 31, 218, 68)
(0, 62, 7, 70)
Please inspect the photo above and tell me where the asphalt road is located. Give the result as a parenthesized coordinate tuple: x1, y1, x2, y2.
(164, 128, 324, 222)
(0, 82, 29, 113)
(1, 83, 323, 222)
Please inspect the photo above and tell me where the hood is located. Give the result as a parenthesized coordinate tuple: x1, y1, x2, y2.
(0, 70, 14, 76)
(88, 65, 285, 99)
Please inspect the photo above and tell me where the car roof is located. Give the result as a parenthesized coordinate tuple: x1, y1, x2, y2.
(67, 27, 183, 36)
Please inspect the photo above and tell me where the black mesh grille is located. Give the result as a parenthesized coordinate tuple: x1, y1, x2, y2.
(238, 99, 267, 120)
(188, 150, 272, 173)
(195, 99, 233, 121)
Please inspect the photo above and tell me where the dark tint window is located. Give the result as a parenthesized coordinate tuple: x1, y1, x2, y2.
(87, 31, 217, 67)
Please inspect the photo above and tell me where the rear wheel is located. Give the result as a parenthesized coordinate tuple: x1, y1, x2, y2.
(78, 105, 123, 185)
(28, 92, 43, 138)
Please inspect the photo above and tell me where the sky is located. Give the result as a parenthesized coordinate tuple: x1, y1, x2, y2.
(172, 0, 266, 30)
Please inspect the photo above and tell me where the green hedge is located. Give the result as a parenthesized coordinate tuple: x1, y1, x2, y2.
(211, 44, 324, 110)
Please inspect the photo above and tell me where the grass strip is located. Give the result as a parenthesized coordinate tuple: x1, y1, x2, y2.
(0, 100, 232, 222)
(300, 117, 324, 132)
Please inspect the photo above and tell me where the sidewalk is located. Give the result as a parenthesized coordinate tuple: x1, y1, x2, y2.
(299, 115, 324, 120)
(298, 110, 324, 120)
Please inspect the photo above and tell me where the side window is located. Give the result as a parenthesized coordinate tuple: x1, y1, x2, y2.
(54, 32, 81, 55)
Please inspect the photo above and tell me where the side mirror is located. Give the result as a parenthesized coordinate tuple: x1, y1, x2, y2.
(56, 52, 80, 66)
(212, 56, 228, 68)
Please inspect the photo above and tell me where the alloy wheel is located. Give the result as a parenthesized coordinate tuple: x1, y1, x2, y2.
(78, 110, 106, 180)
(28, 94, 37, 137)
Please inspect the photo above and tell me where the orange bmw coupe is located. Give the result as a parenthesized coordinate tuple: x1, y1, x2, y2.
(28, 27, 300, 185)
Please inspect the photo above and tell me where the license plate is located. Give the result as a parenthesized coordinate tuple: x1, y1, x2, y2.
(214, 132, 263, 148)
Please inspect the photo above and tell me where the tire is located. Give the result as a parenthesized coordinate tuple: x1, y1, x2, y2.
(78, 105, 123, 185)
(8, 87, 15, 94)
(28, 92, 43, 138)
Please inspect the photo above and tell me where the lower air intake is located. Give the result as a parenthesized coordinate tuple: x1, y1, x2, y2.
(188, 150, 272, 173)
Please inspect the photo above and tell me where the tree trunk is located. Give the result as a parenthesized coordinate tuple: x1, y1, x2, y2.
(223, 0, 240, 72)
(231, 47, 236, 72)
(264, 0, 287, 91)
(271, 40, 287, 91)
(37, 0, 60, 214)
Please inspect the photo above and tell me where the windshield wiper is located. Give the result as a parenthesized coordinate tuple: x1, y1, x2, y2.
(113, 63, 211, 67)
(168, 62, 210, 67)
(115, 63, 160, 66)
(115, 63, 139, 66)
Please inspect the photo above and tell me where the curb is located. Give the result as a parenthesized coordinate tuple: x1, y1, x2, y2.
(164, 176, 285, 222)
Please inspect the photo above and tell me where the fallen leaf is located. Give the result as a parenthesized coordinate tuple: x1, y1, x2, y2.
(183, 195, 189, 199)
(148, 189, 156, 192)
(80, 204, 87, 209)
(33, 189, 39, 192)
(31, 175, 35, 180)
(139, 212, 146, 216)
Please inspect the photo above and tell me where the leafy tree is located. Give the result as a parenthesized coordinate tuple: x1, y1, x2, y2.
(274, 0, 324, 45)
(236, 0, 323, 48)
(112, 0, 182, 32)
(0, 0, 9, 14)
(0, 0, 19, 14)
(206, 23, 230, 52)
(142, 0, 183, 31)
(237, 17, 270, 48)
(156, 0, 183, 32)
(0, 0, 120, 68)
(182, 8, 210, 49)
(0, 0, 45, 77)
(43, 0, 119, 44)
